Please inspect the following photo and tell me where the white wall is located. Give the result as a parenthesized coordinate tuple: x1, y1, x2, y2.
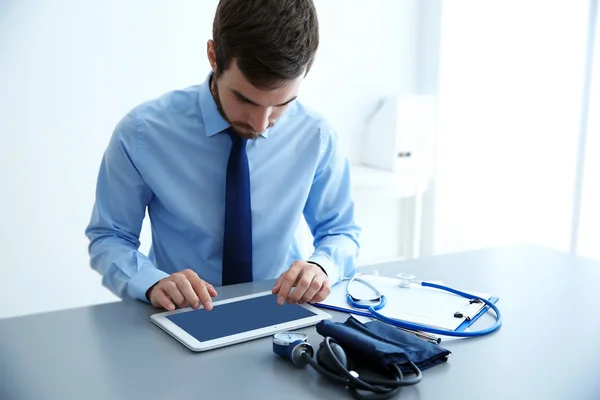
(0, 0, 421, 319)
(414, 0, 442, 257)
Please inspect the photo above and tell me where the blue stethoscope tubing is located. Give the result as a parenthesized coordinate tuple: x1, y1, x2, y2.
(346, 279, 503, 337)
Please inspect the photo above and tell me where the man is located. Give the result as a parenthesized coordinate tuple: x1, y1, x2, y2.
(85, 0, 360, 312)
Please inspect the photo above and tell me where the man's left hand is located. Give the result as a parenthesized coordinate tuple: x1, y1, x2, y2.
(272, 260, 331, 305)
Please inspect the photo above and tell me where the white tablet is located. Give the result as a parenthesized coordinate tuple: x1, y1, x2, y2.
(150, 290, 332, 351)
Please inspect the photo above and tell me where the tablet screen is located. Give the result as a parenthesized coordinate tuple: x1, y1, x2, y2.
(165, 294, 318, 343)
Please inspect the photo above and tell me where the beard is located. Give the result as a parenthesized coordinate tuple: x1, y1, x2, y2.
(210, 75, 274, 140)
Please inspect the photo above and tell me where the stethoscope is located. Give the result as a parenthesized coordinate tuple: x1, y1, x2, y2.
(346, 274, 502, 337)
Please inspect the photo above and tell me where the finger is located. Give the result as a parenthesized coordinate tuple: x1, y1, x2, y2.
(197, 284, 214, 311)
(272, 276, 284, 294)
(276, 269, 301, 305)
(288, 272, 316, 303)
(309, 282, 331, 304)
(153, 288, 175, 311)
(273, 260, 304, 296)
(298, 275, 325, 304)
(181, 268, 199, 281)
(174, 277, 200, 309)
(188, 274, 210, 298)
(189, 278, 213, 311)
(181, 270, 217, 298)
(206, 283, 218, 298)
(163, 281, 186, 309)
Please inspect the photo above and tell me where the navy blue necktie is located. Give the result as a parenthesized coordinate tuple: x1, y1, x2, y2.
(222, 129, 253, 285)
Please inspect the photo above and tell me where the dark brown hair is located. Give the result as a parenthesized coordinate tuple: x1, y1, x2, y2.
(212, 0, 319, 89)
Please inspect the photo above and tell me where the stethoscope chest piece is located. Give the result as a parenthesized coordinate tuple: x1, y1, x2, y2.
(397, 273, 416, 288)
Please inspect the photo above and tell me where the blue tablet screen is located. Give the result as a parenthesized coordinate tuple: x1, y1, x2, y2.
(165, 294, 318, 342)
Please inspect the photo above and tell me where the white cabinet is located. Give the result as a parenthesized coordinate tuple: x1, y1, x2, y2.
(294, 164, 432, 267)
(351, 164, 432, 266)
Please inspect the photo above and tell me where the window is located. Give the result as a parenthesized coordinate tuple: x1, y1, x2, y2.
(433, 1, 592, 255)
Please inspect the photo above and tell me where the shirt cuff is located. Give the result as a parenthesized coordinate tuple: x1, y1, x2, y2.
(307, 253, 340, 286)
(127, 266, 170, 302)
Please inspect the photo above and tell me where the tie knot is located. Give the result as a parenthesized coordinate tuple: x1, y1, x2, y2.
(227, 129, 247, 148)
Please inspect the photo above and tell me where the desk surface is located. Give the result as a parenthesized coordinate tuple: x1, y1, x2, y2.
(2, 244, 600, 400)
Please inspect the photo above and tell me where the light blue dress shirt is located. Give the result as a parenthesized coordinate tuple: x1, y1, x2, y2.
(85, 73, 361, 302)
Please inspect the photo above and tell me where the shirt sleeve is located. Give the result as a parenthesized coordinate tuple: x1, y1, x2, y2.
(85, 111, 169, 302)
(304, 125, 361, 286)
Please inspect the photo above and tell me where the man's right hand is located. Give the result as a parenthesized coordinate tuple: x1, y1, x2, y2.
(147, 269, 218, 311)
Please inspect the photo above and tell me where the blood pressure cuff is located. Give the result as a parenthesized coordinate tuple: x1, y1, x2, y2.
(316, 316, 451, 375)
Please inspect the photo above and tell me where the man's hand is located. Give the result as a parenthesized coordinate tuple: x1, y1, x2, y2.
(272, 260, 331, 305)
(147, 269, 218, 311)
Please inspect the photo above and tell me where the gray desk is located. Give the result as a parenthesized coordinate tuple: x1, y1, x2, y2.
(2, 244, 600, 400)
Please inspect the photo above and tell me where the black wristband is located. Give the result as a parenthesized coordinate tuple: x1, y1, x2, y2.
(145, 282, 159, 301)
(307, 261, 327, 276)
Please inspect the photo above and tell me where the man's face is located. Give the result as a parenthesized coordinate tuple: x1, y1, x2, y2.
(209, 54, 304, 140)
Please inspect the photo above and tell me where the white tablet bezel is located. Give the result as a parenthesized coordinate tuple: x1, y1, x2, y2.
(150, 290, 332, 352)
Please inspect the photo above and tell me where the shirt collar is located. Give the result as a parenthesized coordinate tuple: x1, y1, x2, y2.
(198, 72, 270, 139)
